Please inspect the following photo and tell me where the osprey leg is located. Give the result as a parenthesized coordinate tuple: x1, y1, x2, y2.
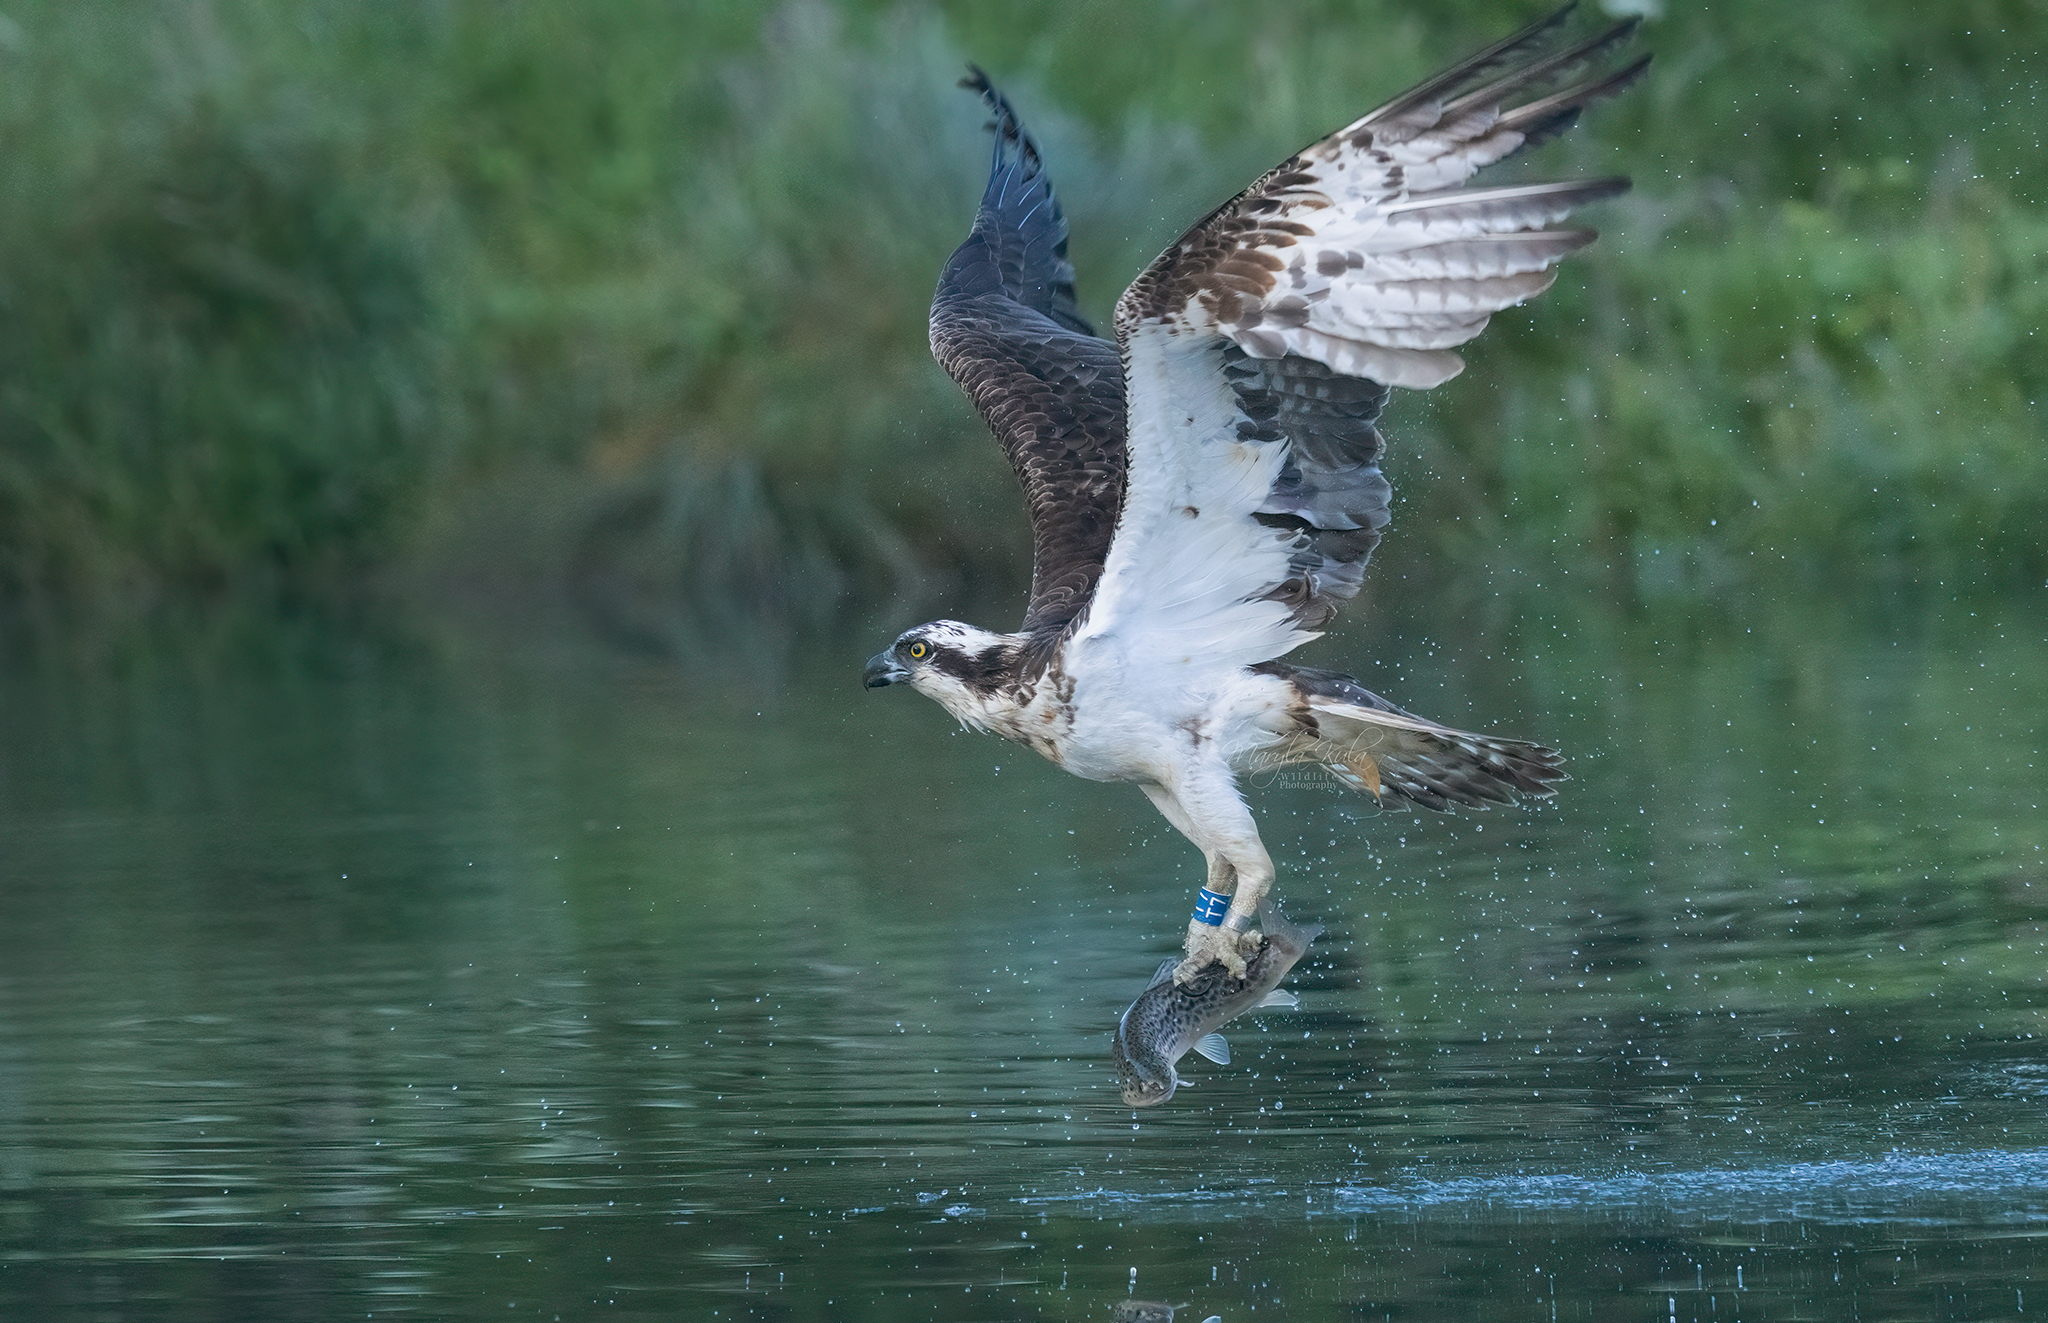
(1144, 774, 1272, 982)
(1182, 853, 1264, 982)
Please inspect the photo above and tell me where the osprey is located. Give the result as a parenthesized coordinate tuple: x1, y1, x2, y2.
(865, 7, 1645, 981)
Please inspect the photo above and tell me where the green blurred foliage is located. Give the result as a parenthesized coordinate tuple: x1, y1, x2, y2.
(0, 0, 2040, 610)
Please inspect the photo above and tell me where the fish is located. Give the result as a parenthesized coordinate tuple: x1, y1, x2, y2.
(1112, 899, 1322, 1107)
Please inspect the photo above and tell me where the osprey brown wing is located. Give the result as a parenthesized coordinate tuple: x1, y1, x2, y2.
(931, 72, 1126, 661)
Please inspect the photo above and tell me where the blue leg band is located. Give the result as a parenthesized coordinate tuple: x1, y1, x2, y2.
(1192, 888, 1231, 926)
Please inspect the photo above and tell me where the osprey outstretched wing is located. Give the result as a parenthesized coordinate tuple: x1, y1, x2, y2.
(928, 71, 1126, 663)
(1085, 8, 1645, 674)
(868, 6, 1645, 983)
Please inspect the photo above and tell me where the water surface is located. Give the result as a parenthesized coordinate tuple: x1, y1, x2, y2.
(2, 584, 2044, 1320)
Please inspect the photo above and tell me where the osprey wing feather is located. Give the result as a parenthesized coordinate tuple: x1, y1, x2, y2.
(1079, 10, 1646, 670)
(929, 71, 1126, 664)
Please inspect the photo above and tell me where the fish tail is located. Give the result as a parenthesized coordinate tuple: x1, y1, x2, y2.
(1254, 896, 1324, 949)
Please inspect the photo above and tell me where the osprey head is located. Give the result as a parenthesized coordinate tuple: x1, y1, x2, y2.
(862, 621, 1020, 727)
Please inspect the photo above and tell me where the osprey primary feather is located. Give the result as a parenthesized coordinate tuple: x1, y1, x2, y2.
(864, 6, 1645, 981)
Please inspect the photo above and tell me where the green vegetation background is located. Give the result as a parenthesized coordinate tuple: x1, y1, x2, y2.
(1, 0, 2040, 619)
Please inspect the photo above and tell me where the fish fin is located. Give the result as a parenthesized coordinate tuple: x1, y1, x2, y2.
(1256, 990, 1300, 1010)
(1143, 958, 1179, 991)
(1194, 1033, 1231, 1065)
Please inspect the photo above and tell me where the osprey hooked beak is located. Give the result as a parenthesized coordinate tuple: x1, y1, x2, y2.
(862, 650, 909, 689)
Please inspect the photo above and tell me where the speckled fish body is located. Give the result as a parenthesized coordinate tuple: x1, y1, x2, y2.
(1112, 900, 1322, 1107)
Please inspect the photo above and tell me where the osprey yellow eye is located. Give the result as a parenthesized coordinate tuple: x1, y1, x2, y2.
(907, 641, 928, 660)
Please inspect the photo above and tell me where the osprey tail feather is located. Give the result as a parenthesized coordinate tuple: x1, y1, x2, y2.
(1307, 698, 1563, 811)
(1250, 661, 1564, 811)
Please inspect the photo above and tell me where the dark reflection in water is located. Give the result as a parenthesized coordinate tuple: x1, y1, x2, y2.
(0, 584, 2044, 1321)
